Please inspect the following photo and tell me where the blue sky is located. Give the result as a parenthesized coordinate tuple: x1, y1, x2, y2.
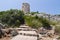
(0, 0, 60, 14)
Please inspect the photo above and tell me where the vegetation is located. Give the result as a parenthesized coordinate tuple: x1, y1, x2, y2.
(0, 9, 24, 28)
(24, 15, 51, 29)
(24, 15, 42, 29)
(1, 9, 60, 34)
(0, 9, 52, 29)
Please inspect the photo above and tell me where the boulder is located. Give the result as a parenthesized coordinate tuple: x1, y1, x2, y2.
(10, 29, 18, 37)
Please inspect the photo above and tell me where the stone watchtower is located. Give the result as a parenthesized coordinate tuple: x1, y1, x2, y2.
(22, 3, 30, 13)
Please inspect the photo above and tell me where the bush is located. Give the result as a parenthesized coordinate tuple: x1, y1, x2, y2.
(55, 25, 60, 34)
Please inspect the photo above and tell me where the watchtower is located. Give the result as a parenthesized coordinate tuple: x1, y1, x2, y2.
(22, 3, 30, 13)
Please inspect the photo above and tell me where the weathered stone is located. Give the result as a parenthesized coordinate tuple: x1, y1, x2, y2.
(10, 30, 18, 37)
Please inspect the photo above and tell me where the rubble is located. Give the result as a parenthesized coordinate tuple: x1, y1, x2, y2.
(0, 25, 59, 40)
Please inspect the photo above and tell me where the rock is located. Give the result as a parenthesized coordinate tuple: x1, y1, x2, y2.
(0, 29, 2, 38)
(0, 29, 6, 38)
(10, 29, 18, 37)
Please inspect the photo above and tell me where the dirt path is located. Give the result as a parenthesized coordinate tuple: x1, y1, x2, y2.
(0, 37, 10, 40)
